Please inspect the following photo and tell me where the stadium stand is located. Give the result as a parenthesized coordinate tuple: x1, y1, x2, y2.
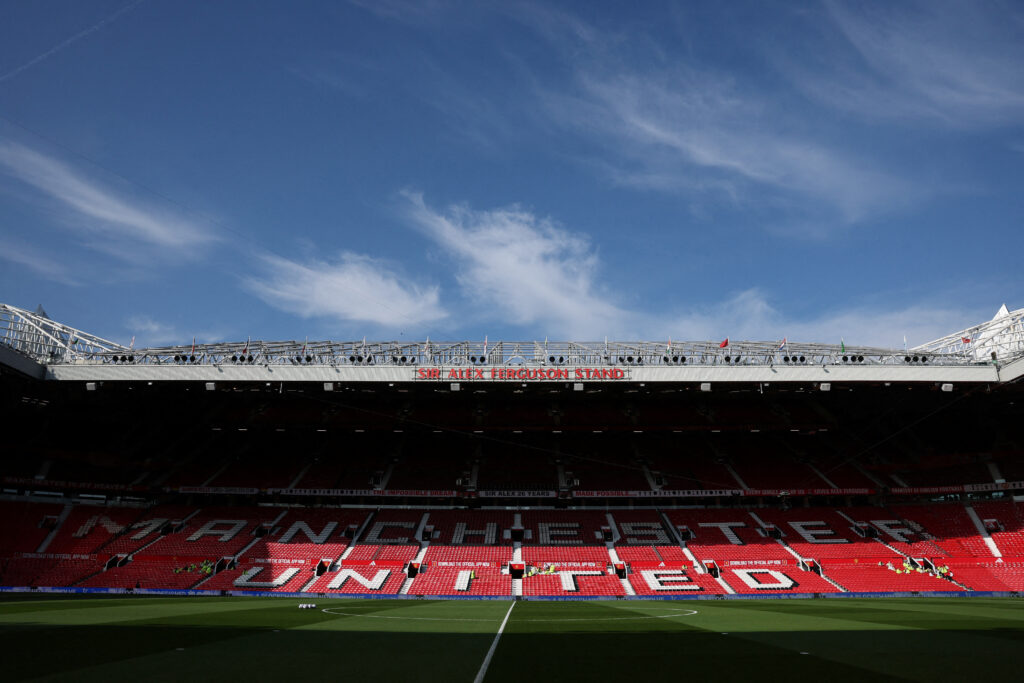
(970, 501, 1024, 556)
(44, 505, 149, 555)
(0, 501, 65, 555)
(408, 566, 511, 596)
(822, 562, 961, 593)
(627, 567, 726, 595)
(302, 565, 407, 594)
(752, 508, 899, 560)
(722, 566, 842, 594)
(666, 509, 796, 562)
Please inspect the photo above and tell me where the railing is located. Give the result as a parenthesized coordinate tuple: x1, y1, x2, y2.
(4, 302, 1021, 368)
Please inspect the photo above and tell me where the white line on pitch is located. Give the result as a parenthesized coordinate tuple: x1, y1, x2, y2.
(473, 601, 516, 683)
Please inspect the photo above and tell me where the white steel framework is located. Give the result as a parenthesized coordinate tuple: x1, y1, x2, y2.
(2, 302, 1022, 377)
(914, 304, 1024, 363)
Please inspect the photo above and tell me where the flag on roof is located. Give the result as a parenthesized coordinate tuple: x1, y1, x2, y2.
(719, 338, 729, 348)
(777, 337, 787, 351)
(841, 338, 846, 354)
(961, 337, 971, 344)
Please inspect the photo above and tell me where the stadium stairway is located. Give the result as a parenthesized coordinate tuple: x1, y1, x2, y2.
(715, 575, 737, 594)
(89, 506, 162, 556)
(816, 567, 848, 591)
(658, 510, 705, 572)
(964, 504, 1003, 557)
(34, 504, 72, 553)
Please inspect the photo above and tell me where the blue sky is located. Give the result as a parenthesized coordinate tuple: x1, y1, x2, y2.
(1, 0, 1021, 348)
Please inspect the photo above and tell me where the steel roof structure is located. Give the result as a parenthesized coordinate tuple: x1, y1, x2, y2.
(3, 302, 1023, 385)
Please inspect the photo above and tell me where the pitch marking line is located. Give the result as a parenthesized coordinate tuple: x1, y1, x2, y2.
(319, 605, 698, 623)
(472, 600, 516, 683)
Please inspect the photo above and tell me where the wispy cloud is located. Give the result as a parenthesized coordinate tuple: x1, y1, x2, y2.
(780, 1, 1024, 127)
(546, 70, 912, 223)
(124, 315, 178, 347)
(125, 315, 227, 347)
(404, 192, 627, 338)
(653, 289, 982, 348)
(497, 6, 916, 226)
(0, 236, 81, 286)
(0, 140, 216, 257)
(402, 193, 983, 344)
(245, 251, 447, 329)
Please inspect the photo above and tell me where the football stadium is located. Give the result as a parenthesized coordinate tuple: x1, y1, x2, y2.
(2, 302, 1024, 681)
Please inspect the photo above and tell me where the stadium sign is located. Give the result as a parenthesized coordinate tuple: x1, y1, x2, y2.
(415, 367, 629, 381)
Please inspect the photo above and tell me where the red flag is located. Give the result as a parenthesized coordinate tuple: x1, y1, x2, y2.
(719, 338, 729, 348)
(961, 337, 971, 344)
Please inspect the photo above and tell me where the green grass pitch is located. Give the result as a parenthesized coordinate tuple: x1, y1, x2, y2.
(2, 595, 1023, 681)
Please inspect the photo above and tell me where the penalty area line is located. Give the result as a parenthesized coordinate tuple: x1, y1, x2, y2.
(473, 601, 516, 683)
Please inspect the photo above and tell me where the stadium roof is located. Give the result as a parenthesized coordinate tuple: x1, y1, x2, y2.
(2, 302, 1023, 386)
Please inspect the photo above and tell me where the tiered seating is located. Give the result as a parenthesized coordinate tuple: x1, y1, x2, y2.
(98, 505, 198, 555)
(408, 566, 511, 596)
(302, 565, 406, 594)
(425, 510, 515, 544)
(79, 559, 209, 590)
(971, 501, 1024, 556)
(822, 563, 959, 592)
(522, 546, 611, 564)
(0, 502, 64, 555)
(386, 451, 467, 490)
(888, 504, 993, 557)
(646, 452, 737, 490)
(518, 510, 612, 566)
(944, 562, 1014, 591)
(345, 544, 419, 562)
(728, 449, 823, 490)
(44, 506, 147, 555)
(209, 459, 301, 488)
(140, 507, 281, 559)
(238, 509, 368, 565)
(162, 460, 224, 487)
(424, 546, 511, 563)
(334, 453, 395, 489)
(615, 546, 663, 562)
(345, 509, 422, 562)
(475, 456, 558, 490)
(0, 558, 52, 586)
(753, 509, 897, 560)
(560, 440, 650, 489)
(611, 510, 683, 563)
(292, 460, 347, 488)
(896, 461, 992, 487)
(195, 509, 371, 593)
(666, 509, 794, 562)
(973, 561, 1024, 591)
(31, 559, 100, 586)
(721, 567, 841, 594)
(627, 568, 725, 595)
(841, 506, 949, 557)
(0, 557, 98, 587)
(521, 571, 624, 596)
(519, 511, 610, 545)
(808, 455, 878, 489)
(199, 564, 314, 592)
